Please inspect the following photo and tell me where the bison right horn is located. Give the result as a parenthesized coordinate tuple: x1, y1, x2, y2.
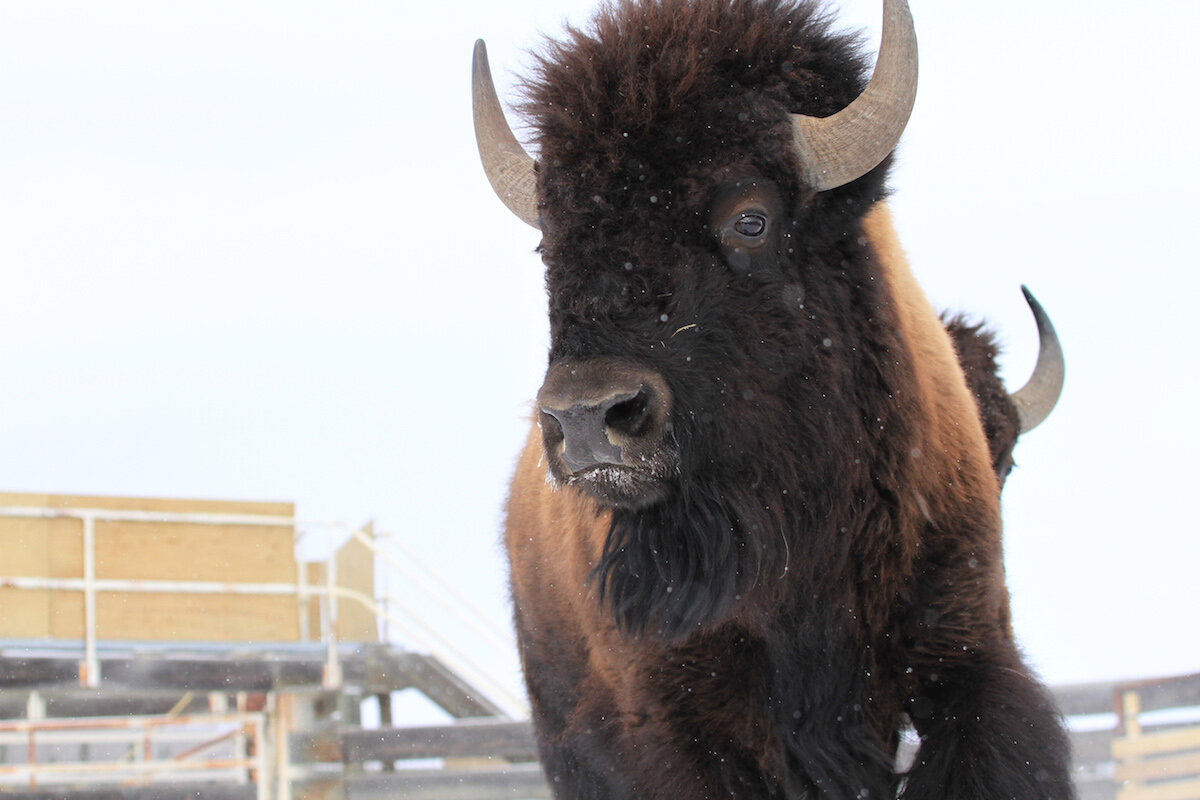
(790, 0, 919, 191)
(1010, 287, 1065, 433)
(472, 39, 541, 229)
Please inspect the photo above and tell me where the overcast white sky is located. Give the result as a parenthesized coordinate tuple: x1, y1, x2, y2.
(1, 0, 1197, 715)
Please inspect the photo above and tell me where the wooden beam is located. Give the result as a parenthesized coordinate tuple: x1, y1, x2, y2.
(1115, 752, 1200, 782)
(344, 763, 551, 800)
(1116, 778, 1200, 800)
(340, 719, 538, 763)
(0, 785, 256, 800)
(1113, 727, 1200, 760)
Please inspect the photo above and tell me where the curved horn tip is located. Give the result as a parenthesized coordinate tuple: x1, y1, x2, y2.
(790, 0, 918, 191)
(1011, 286, 1065, 434)
(471, 37, 541, 229)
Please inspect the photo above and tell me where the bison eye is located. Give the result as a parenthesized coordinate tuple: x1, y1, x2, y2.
(733, 213, 767, 238)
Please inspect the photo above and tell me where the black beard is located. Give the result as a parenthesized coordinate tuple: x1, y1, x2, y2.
(592, 479, 788, 640)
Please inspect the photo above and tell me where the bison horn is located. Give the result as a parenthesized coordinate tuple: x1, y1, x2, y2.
(1010, 287, 1065, 433)
(790, 0, 918, 191)
(472, 39, 541, 229)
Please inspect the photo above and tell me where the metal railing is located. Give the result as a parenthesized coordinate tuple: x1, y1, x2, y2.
(0, 505, 527, 718)
(0, 711, 267, 796)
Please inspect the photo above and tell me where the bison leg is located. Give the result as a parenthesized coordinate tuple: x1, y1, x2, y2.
(515, 612, 636, 800)
(901, 643, 1075, 800)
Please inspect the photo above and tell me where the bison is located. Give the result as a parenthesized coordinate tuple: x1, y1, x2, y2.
(471, 0, 1072, 797)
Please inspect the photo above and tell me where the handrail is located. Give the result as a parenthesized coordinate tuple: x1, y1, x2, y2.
(0, 505, 528, 718)
(0, 711, 266, 794)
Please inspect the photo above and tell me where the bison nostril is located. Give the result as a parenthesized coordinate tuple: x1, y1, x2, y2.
(604, 388, 650, 437)
(536, 360, 673, 476)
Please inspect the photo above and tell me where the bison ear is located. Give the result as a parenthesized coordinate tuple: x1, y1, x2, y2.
(1010, 287, 1065, 433)
(472, 39, 542, 229)
(790, 0, 918, 191)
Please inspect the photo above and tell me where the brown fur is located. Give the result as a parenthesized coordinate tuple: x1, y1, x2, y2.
(493, 1, 1072, 797)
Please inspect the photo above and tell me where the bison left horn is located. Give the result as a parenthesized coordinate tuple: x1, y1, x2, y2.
(790, 0, 919, 191)
(472, 40, 540, 229)
(1010, 287, 1065, 433)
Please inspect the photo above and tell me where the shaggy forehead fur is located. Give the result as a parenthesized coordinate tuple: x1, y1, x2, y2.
(523, 0, 892, 344)
(522, 0, 881, 232)
(525, 0, 868, 151)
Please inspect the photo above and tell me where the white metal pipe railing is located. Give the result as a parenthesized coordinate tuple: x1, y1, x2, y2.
(357, 527, 516, 655)
(82, 516, 97, 688)
(0, 505, 528, 718)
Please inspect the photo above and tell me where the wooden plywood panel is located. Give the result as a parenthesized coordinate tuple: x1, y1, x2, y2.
(94, 521, 296, 583)
(0, 516, 79, 639)
(304, 562, 323, 642)
(0, 587, 50, 638)
(0, 492, 293, 518)
(302, 529, 378, 643)
(48, 519, 85, 638)
(1, 492, 301, 643)
(91, 518, 300, 642)
(95, 593, 299, 642)
(335, 528, 378, 643)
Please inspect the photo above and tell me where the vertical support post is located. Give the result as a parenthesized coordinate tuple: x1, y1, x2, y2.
(140, 719, 152, 786)
(274, 695, 292, 800)
(322, 538, 341, 690)
(257, 713, 272, 800)
(26, 690, 43, 789)
(81, 515, 100, 688)
(1122, 690, 1142, 737)
(27, 726, 36, 789)
(1121, 690, 1143, 795)
(378, 691, 394, 773)
(297, 559, 310, 642)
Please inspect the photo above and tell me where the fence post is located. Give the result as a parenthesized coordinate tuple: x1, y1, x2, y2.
(81, 515, 100, 688)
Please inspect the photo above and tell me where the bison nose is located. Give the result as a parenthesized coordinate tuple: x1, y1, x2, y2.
(537, 360, 672, 475)
(541, 389, 647, 473)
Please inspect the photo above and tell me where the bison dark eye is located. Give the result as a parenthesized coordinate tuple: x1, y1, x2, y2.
(734, 213, 767, 237)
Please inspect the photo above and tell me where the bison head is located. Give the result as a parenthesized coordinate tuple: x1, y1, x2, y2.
(473, 0, 1060, 637)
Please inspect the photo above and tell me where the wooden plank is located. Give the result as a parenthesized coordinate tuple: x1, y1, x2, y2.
(95, 592, 300, 642)
(334, 525, 378, 643)
(341, 720, 538, 763)
(394, 653, 509, 719)
(1114, 727, 1200, 759)
(0, 490, 294, 518)
(306, 561, 325, 642)
(1116, 777, 1200, 800)
(0, 516, 65, 638)
(94, 519, 296, 582)
(0, 687, 210, 719)
(0, 784, 257, 800)
(1116, 752, 1200, 782)
(1051, 676, 1200, 718)
(1, 493, 304, 643)
(48, 517, 84, 639)
(345, 763, 551, 800)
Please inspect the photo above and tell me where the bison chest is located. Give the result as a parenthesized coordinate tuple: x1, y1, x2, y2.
(609, 628, 800, 789)
(593, 624, 900, 798)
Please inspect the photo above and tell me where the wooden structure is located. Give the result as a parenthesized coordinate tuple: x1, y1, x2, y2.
(0, 490, 528, 798)
(1111, 676, 1200, 800)
(0, 492, 375, 647)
